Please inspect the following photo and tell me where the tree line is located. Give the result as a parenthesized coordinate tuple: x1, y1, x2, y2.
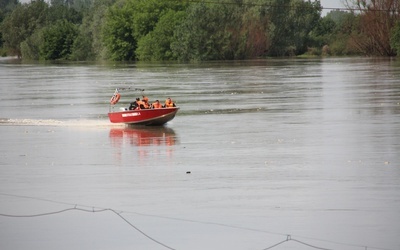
(1, 0, 399, 61)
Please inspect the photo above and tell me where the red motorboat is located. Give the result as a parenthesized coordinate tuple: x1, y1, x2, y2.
(107, 88, 179, 126)
(108, 107, 179, 125)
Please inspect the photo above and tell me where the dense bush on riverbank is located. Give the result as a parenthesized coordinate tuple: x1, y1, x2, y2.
(1, 0, 399, 61)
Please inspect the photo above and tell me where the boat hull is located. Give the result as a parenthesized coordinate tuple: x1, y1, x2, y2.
(108, 107, 179, 126)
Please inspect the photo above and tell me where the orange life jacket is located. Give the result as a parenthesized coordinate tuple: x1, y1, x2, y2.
(152, 101, 162, 109)
(142, 101, 150, 109)
(136, 100, 145, 109)
(165, 99, 175, 108)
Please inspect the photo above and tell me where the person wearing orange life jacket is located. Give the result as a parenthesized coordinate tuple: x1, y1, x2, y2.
(164, 97, 176, 108)
(152, 100, 162, 109)
(142, 95, 150, 109)
(129, 98, 140, 110)
(135, 98, 146, 109)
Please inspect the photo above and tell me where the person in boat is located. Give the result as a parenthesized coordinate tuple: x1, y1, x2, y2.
(152, 100, 162, 109)
(164, 97, 176, 108)
(129, 98, 143, 110)
(128, 98, 138, 110)
(142, 96, 150, 109)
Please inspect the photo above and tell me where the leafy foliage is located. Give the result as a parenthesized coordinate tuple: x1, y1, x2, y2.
(172, 2, 234, 61)
(136, 10, 186, 61)
(20, 28, 44, 60)
(0, 0, 18, 49)
(102, 2, 136, 61)
(267, 0, 322, 56)
(390, 21, 400, 56)
(1, 0, 400, 60)
(47, 0, 82, 24)
(309, 15, 336, 49)
(345, 0, 399, 56)
(71, 0, 116, 61)
(41, 19, 78, 60)
(128, 0, 186, 40)
(171, 1, 270, 61)
(1, 0, 48, 57)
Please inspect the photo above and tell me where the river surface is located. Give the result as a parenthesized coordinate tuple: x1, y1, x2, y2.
(0, 57, 399, 250)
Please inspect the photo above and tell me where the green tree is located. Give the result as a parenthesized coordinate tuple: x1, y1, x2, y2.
(326, 10, 351, 25)
(124, 0, 186, 40)
(172, 2, 241, 61)
(390, 21, 400, 56)
(70, 21, 95, 60)
(102, 2, 136, 61)
(328, 11, 360, 55)
(20, 28, 44, 60)
(0, 0, 18, 18)
(310, 15, 336, 48)
(35, 0, 83, 59)
(0, 0, 49, 57)
(233, 2, 270, 59)
(103, 0, 187, 61)
(0, 0, 19, 50)
(136, 9, 186, 61)
(40, 19, 78, 60)
(47, 0, 82, 24)
(267, 0, 321, 56)
(70, 0, 116, 60)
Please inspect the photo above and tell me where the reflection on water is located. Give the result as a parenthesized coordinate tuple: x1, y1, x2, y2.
(109, 126, 178, 162)
(109, 126, 177, 146)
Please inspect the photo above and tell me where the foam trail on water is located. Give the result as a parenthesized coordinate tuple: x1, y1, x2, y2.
(0, 118, 64, 126)
(0, 118, 122, 128)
